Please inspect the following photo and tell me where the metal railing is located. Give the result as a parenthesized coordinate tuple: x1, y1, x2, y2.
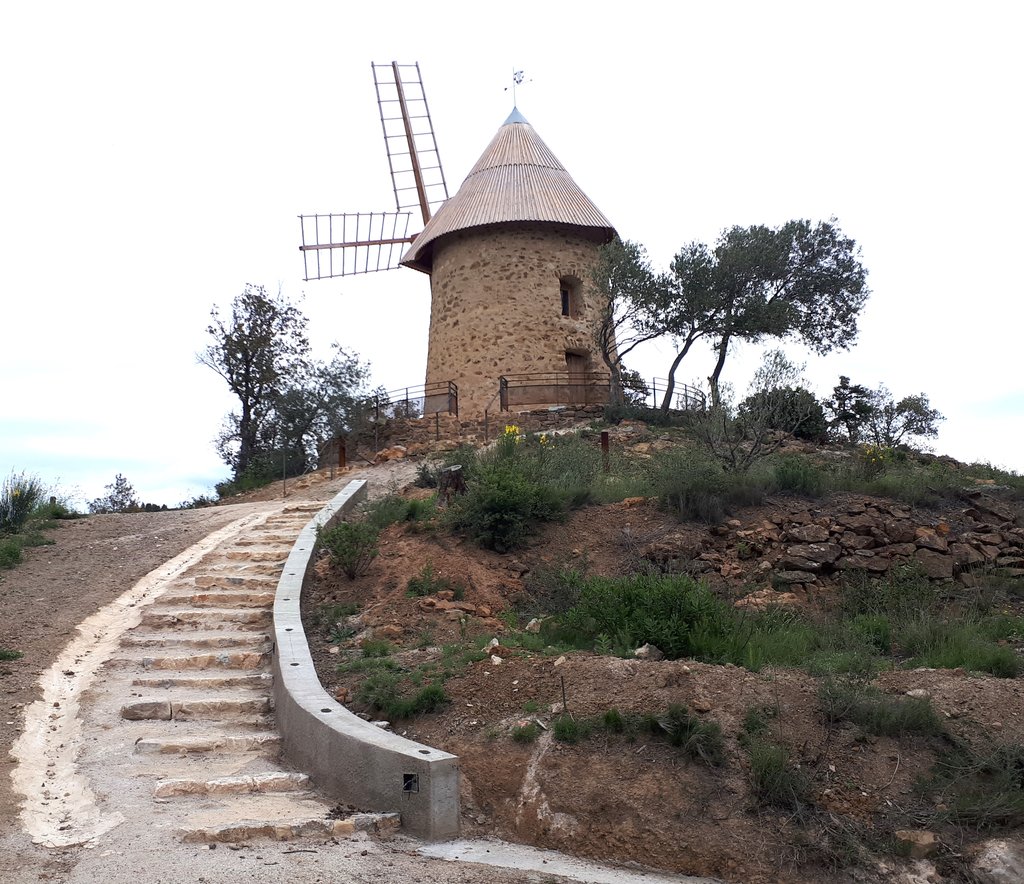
(368, 381, 458, 420)
(498, 372, 610, 411)
(647, 378, 706, 412)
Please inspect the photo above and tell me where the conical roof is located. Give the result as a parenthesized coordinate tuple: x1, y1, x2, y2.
(401, 109, 615, 273)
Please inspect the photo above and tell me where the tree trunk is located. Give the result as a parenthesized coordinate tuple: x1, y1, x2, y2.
(708, 334, 731, 409)
(659, 337, 697, 413)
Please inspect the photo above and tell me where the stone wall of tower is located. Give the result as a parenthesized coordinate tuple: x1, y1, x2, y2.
(424, 223, 608, 418)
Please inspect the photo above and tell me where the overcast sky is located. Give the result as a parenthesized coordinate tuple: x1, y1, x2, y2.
(1, 1, 1021, 507)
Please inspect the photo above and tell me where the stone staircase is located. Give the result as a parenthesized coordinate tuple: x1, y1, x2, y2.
(108, 503, 399, 844)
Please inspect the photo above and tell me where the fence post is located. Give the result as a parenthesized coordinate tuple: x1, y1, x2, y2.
(601, 431, 610, 473)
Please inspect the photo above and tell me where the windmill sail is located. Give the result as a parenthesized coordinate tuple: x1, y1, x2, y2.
(298, 62, 448, 280)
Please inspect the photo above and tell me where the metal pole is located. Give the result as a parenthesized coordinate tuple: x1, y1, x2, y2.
(282, 448, 287, 499)
(601, 431, 610, 473)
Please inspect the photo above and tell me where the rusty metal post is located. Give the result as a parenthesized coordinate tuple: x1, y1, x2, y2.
(601, 431, 610, 473)
(339, 438, 347, 471)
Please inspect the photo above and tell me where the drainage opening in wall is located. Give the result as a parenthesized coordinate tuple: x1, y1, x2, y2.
(403, 773, 419, 794)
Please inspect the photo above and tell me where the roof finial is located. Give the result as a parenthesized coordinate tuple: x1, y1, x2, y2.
(504, 68, 531, 107)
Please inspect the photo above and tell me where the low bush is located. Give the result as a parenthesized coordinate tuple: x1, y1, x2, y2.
(925, 741, 1024, 829)
(356, 671, 448, 719)
(361, 639, 394, 658)
(839, 565, 937, 620)
(555, 572, 736, 660)
(406, 562, 461, 598)
(551, 715, 593, 744)
(898, 616, 1021, 678)
(511, 721, 542, 743)
(772, 455, 828, 497)
(0, 646, 23, 662)
(317, 520, 379, 579)
(819, 680, 943, 737)
(655, 705, 725, 766)
(747, 739, 810, 811)
(0, 536, 23, 569)
(445, 454, 565, 552)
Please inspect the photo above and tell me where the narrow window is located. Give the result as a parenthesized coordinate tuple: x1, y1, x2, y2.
(559, 276, 581, 318)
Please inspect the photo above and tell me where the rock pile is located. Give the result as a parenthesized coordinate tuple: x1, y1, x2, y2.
(643, 490, 1023, 595)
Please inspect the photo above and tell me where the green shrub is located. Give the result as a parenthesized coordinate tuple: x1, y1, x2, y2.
(0, 647, 23, 662)
(655, 705, 725, 766)
(898, 617, 1021, 678)
(772, 455, 828, 496)
(552, 715, 592, 744)
(356, 672, 447, 719)
(364, 494, 413, 530)
(651, 447, 729, 523)
(748, 739, 810, 810)
(407, 562, 459, 597)
(556, 572, 736, 660)
(414, 462, 439, 488)
(446, 458, 565, 552)
(0, 536, 23, 569)
(511, 721, 542, 743)
(317, 520, 379, 578)
(819, 680, 943, 737)
(518, 564, 586, 616)
(740, 704, 779, 740)
(361, 639, 394, 658)
(602, 707, 627, 733)
(840, 565, 937, 620)
(0, 471, 45, 535)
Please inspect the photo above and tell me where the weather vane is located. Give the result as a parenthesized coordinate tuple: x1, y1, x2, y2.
(505, 68, 531, 105)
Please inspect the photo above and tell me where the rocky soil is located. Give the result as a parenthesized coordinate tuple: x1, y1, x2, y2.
(303, 464, 1024, 884)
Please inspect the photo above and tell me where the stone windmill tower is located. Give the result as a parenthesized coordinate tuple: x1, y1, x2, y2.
(401, 107, 617, 418)
(300, 65, 616, 421)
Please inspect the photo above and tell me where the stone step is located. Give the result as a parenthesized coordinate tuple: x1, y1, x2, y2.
(159, 591, 277, 609)
(178, 811, 400, 844)
(134, 733, 282, 756)
(140, 609, 271, 630)
(121, 696, 272, 722)
(230, 535, 300, 547)
(132, 673, 273, 690)
(110, 650, 271, 671)
(191, 561, 283, 576)
(192, 575, 277, 589)
(223, 551, 289, 563)
(123, 631, 269, 650)
(154, 771, 309, 798)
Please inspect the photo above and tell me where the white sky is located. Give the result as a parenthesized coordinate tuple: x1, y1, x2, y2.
(1, 1, 1021, 507)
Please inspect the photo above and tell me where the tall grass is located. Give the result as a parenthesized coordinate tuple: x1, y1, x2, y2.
(819, 680, 943, 737)
(0, 471, 45, 535)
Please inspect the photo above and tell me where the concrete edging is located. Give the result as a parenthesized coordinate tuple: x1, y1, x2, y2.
(272, 479, 460, 840)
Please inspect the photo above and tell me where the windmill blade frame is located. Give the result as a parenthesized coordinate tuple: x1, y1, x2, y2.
(297, 62, 448, 281)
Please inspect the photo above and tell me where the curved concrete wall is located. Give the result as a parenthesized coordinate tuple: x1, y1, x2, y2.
(272, 480, 459, 840)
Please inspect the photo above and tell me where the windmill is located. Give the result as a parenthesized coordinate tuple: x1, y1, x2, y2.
(298, 62, 449, 281)
(300, 63, 626, 424)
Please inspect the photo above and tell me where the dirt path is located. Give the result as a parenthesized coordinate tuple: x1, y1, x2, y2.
(2, 462, 698, 884)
